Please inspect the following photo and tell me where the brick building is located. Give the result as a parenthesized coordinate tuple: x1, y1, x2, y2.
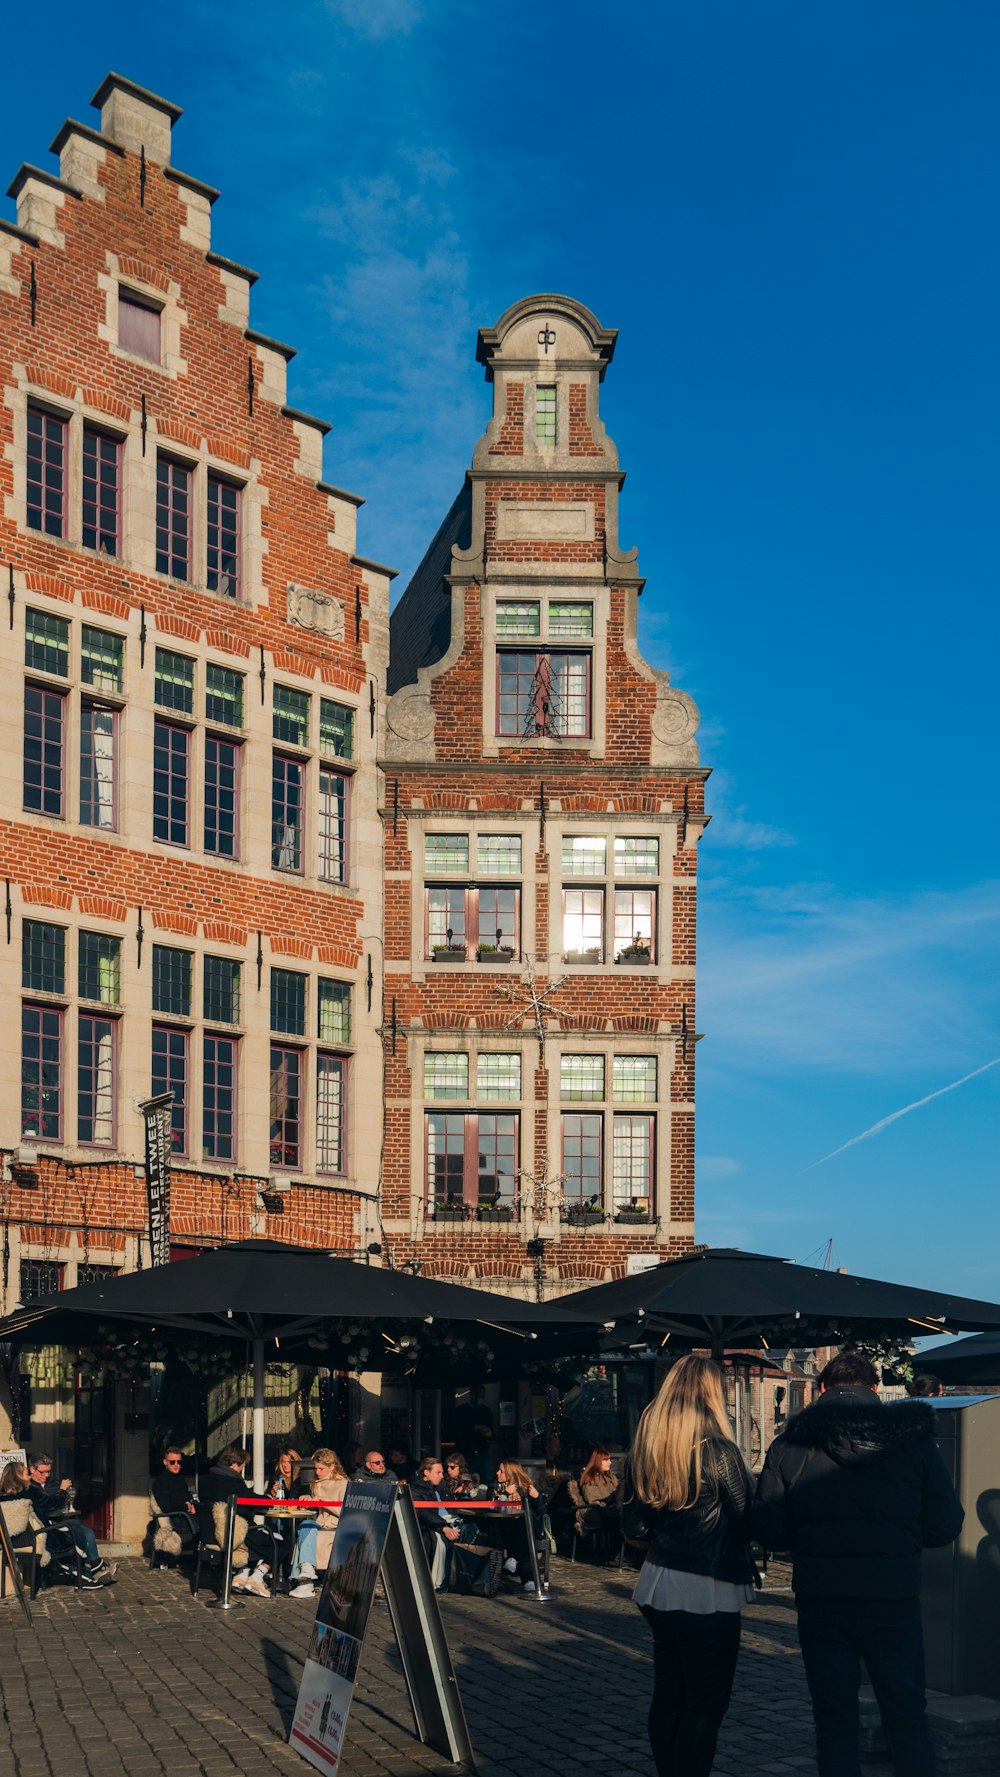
(382, 293, 706, 1296)
(0, 77, 707, 1528)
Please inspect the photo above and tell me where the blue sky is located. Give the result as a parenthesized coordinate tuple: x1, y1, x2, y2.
(4, 3, 997, 1299)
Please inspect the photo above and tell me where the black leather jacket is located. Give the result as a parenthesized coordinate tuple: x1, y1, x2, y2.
(624, 1438, 755, 1585)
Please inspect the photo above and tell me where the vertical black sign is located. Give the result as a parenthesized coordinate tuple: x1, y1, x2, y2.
(140, 1092, 173, 1268)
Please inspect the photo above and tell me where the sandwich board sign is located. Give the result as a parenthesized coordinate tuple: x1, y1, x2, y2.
(289, 1479, 475, 1772)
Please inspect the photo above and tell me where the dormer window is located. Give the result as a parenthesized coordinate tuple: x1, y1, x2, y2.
(536, 385, 557, 444)
(118, 287, 162, 363)
(496, 649, 590, 738)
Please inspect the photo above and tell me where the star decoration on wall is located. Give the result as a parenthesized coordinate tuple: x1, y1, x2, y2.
(495, 955, 568, 1058)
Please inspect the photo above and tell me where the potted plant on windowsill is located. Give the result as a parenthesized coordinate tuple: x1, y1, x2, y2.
(476, 943, 515, 963)
(563, 947, 602, 966)
(433, 1200, 468, 1223)
(615, 938, 651, 965)
(616, 1196, 652, 1225)
(431, 944, 467, 963)
(564, 1196, 605, 1227)
(477, 1195, 514, 1223)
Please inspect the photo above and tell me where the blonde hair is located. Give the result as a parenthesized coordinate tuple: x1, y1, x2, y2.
(630, 1355, 736, 1512)
(310, 1447, 348, 1493)
(499, 1460, 534, 1493)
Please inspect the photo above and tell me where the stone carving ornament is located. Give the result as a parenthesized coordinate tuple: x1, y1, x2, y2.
(287, 584, 345, 638)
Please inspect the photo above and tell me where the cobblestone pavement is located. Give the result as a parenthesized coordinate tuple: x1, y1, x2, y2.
(0, 1560, 875, 1777)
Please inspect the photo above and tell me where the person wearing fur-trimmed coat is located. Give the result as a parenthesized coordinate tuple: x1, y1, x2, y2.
(754, 1349, 963, 1777)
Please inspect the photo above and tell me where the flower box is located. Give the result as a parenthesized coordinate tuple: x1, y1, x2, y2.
(615, 1210, 652, 1225)
(563, 950, 602, 966)
(433, 1204, 467, 1223)
(615, 948, 651, 965)
(564, 1207, 605, 1227)
(431, 947, 467, 963)
(478, 1204, 514, 1223)
(476, 946, 515, 964)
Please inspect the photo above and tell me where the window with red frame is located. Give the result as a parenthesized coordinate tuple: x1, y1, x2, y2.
(207, 474, 241, 596)
(613, 889, 656, 963)
(152, 1025, 188, 1155)
(562, 1111, 603, 1207)
(21, 1004, 63, 1141)
(317, 1053, 347, 1173)
(118, 288, 161, 362)
(496, 649, 590, 738)
(205, 734, 240, 858)
(612, 1114, 654, 1212)
(81, 427, 121, 555)
(156, 456, 192, 580)
(24, 685, 66, 818)
(26, 406, 67, 537)
(270, 1045, 302, 1169)
(425, 886, 520, 959)
(425, 1111, 518, 1210)
(203, 1034, 237, 1161)
(78, 1013, 116, 1146)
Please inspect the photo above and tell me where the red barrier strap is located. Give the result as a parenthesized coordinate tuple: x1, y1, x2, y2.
(235, 1495, 509, 1511)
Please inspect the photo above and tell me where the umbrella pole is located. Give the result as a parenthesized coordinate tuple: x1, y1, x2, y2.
(252, 1339, 265, 1496)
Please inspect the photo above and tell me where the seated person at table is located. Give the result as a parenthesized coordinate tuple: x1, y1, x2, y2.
(0, 1461, 51, 1579)
(493, 1460, 545, 1591)
(290, 1448, 349, 1599)
(386, 1444, 412, 1482)
(352, 1450, 397, 1483)
(27, 1451, 115, 1587)
(151, 1446, 198, 1558)
(442, 1453, 476, 1500)
(569, 1446, 621, 1553)
(200, 1442, 276, 1597)
(410, 1456, 464, 1592)
(268, 1446, 303, 1500)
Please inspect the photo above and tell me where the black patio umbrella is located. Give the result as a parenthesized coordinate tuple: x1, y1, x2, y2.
(0, 1240, 598, 1489)
(559, 1247, 1000, 1358)
(910, 1331, 1000, 1387)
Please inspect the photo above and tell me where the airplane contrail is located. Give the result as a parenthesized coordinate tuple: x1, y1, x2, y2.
(807, 1057, 1000, 1170)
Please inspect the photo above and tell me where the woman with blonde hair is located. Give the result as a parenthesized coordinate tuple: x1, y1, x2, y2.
(290, 1448, 348, 1599)
(628, 1355, 756, 1776)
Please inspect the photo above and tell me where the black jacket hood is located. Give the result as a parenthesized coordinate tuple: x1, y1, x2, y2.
(780, 1387, 935, 1469)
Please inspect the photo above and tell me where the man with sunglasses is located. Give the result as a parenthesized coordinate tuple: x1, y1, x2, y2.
(151, 1446, 198, 1554)
(27, 1451, 116, 1587)
(351, 1450, 397, 1483)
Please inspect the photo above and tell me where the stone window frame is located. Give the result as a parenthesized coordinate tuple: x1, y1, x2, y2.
(19, 910, 129, 1156)
(22, 602, 128, 831)
(266, 964, 354, 1179)
(411, 1033, 527, 1222)
(420, 824, 525, 967)
(556, 821, 669, 970)
(552, 1041, 661, 1223)
(12, 387, 131, 563)
(481, 584, 608, 759)
(269, 675, 359, 889)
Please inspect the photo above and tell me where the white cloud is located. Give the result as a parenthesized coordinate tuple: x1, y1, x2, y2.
(324, 0, 422, 39)
(705, 767, 796, 851)
(696, 1155, 743, 1181)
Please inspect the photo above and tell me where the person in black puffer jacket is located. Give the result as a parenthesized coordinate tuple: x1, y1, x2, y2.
(625, 1354, 757, 1777)
(754, 1349, 963, 1777)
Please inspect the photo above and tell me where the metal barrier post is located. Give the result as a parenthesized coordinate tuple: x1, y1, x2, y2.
(206, 1493, 244, 1611)
(519, 1488, 549, 1601)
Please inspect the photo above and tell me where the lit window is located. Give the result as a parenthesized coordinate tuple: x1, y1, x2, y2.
(24, 685, 65, 817)
(424, 834, 469, 873)
(320, 700, 354, 759)
(613, 890, 656, 963)
(613, 1114, 654, 1212)
(152, 720, 189, 845)
(476, 1053, 521, 1102)
(497, 650, 590, 738)
(78, 932, 121, 1005)
(560, 1055, 604, 1101)
(152, 1026, 188, 1154)
(78, 1013, 116, 1145)
(317, 1054, 346, 1173)
(563, 889, 604, 962)
(272, 755, 304, 872)
(206, 663, 244, 728)
(206, 474, 240, 597)
(80, 702, 117, 830)
(273, 685, 310, 747)
(81, 626, 124, 693)
(25, 609, 69, 677)
(204, 956, 241, 1026)
(613, 1056, 657, 1102)
(152, 946, 191, 1018)
(562, 835, 606, 877)
(318, 768, 348, 883)
(270, 1045, 302, 1168)
(22, 921, 65, 995)
(156, 457, 192, 580)
(81, 428, 121, 555)
(204, 735, 240, 858)
(203, 1034, 237, 1160)
(154, 649, 194, 713)
(427, 886, 467, 958)
(495, 602, 540, 637)
(318, 979, 351, 1044)
(614, 836, 659, 877)
(476, 834, 521, 875)
(118, 288, 161, 361)
(536, 385, 557, 444)
(424, 1053, 470, 1100)
(549, 602, 593, 638)
(26, 406, 67, 537)
(21, 1004, 63, 1140)
(271, 968, 307, 1036)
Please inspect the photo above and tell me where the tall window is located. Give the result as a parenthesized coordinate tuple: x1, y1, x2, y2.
(24, 685, 65, 817)
(496, 650, 590, 738)
(562, 889, 604, 962)
(536, 385, 557, 444)
(425, 1112, 518, 1211)
(81, 427, 121, 555)
(203, 1034, 237, 1160)
(562, 1112, 602, 1207)
(206, 474, 240, 596)
(152, 1027, 188, 1154)
(155, 457, 192, 580)
(78, 1014, 115, 1146)
(612, 1115, 654, 1212)
(118, 288, 161, 361)
(613, 890, 656, 963)
(153, 721, 189, 845)
(21, 1005, 63, 1140)
(316, 1054, 346, 1174)
(26, 406, 67, 537)
(318, 768, 348, 883)
(79, 702, 117, 829)
(424, 831, 522, 960)
(78, 932, 121, 1005)
(272, 755, 304, 871)
(559, 1056, 657, 1218)
(204, 734, 240, 858)
(270, 1046, 302, 1169)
